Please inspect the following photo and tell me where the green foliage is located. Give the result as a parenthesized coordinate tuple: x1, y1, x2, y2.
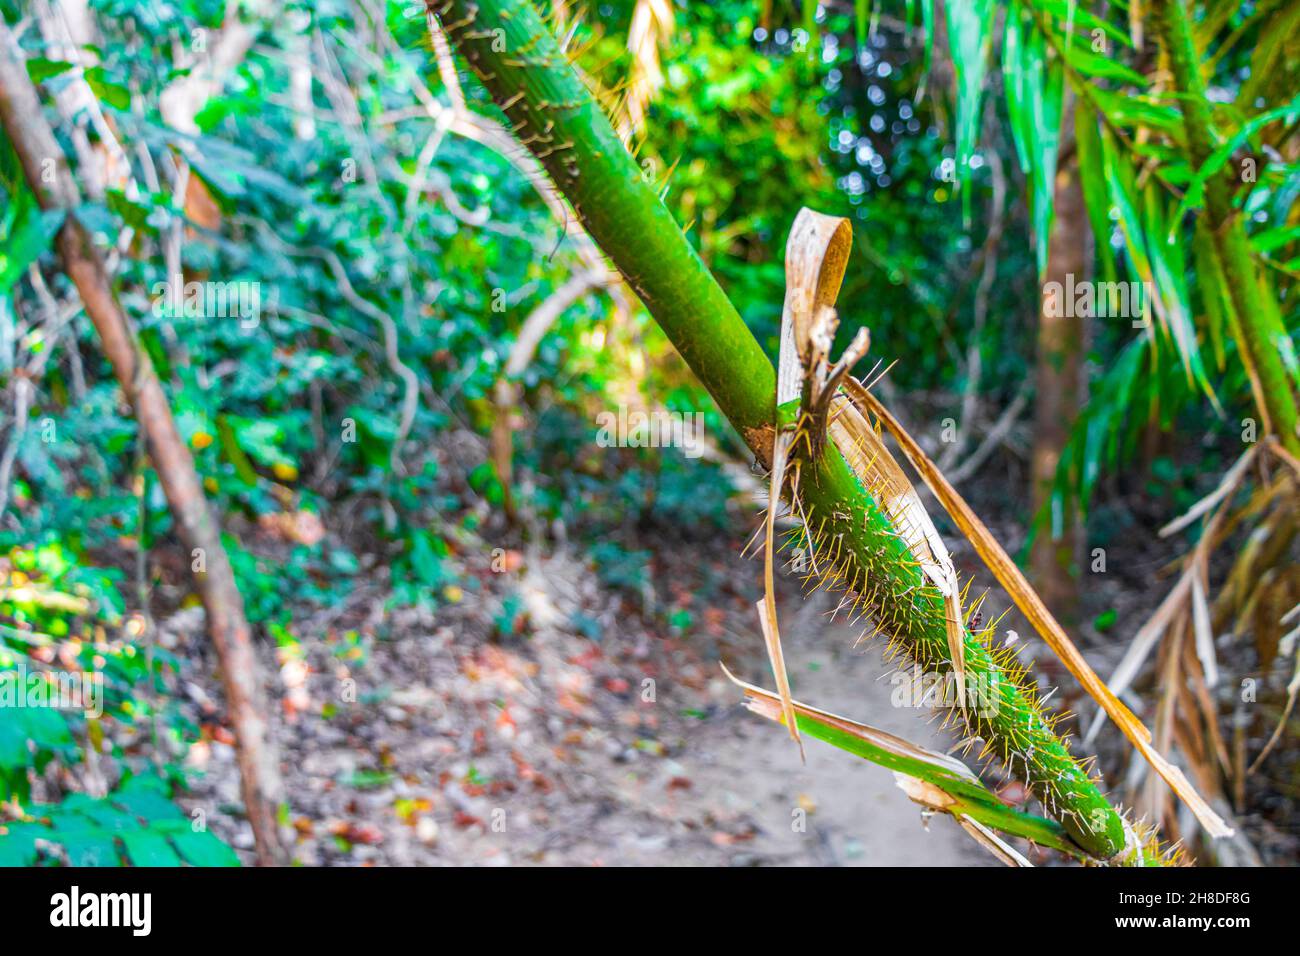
(587, 540, 651, 595)
(0, 541, 235, 864)
(0, 775, 237, 867)
(945, 0, 996, 217)
(1003, 5, 1062, 276)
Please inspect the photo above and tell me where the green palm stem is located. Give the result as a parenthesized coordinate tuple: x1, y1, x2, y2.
(427, 0, 1157, 863)
(1152, 0, 1300, 454)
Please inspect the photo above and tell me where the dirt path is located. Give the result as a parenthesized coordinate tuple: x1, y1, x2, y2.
(180, 546, 990, 866)
(676, 609, 992, 866)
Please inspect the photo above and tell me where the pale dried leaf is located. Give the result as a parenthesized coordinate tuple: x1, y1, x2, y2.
(1159, 441, 1260, 538)
(1190, 570, 1219, 688)
(759, 430, 803, 759)
(783, 208, 853, 374)
(894, 775, 1033, 866)
(957, 815, 1035, 867)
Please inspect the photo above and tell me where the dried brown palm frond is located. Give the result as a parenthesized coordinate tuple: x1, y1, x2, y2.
(620, 0, 674, 140)
(1085, 437, 1298, 843)
(841, 376, 1232, 839)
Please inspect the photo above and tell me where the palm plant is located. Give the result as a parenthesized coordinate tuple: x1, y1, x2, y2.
(419, 0, 1300, 863)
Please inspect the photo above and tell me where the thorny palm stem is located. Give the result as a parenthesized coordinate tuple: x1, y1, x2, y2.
(428, 0, 1166, 863)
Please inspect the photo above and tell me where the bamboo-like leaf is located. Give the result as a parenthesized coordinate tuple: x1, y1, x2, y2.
(1004, 6, 1064, 277)
(1237, 4, 1300, 109)
(918, 0, 935, 97)
(1054, 335, 1149, 516)
(1194, 0, 1242, 52)
(1249, 223, 1300, 256)
(1054, 43, 1148, 87)
(1170, 92, 1300, 231)
(1103, 126, 1155, 285)
(1035, 0, 1132, 47)
(1089, 88, 1183, 134)
(855, 0, 870, 49)
(1074, 99, 1116, 282)
(944, 0, 996, 215)
(801, 0, 819, 57)
(1102, 128, 1215, 403)
(1143, 185, 1215, 401)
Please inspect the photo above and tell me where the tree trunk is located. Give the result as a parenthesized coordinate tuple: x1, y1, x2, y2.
(0, 22, 287, 866)
(1030, 94, 1086, 626)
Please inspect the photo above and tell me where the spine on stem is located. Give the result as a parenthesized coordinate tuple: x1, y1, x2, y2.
(428, 0, 1167, 863)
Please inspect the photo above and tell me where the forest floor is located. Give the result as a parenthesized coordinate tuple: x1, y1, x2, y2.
(175, 534, 992, 866)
